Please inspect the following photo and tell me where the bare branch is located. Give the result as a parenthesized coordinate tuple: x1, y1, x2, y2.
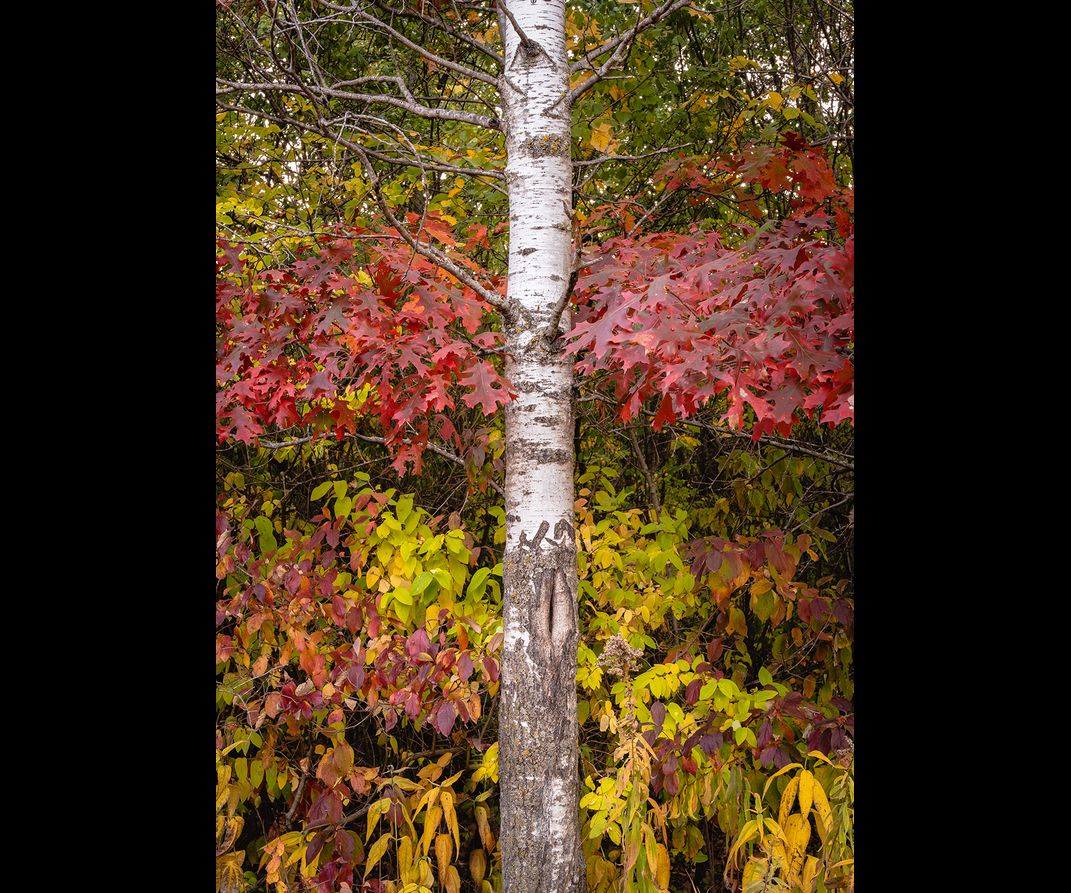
(626, 188, 677, 237)
(570, 0, 694, 75)
(362, 146, 507, 194)
(368, 0, 504, 68)
(573, 142, 693, 167)
(627, 426, 661, 517)
(340, 129, 509, 310)
(578, 388, 854, 470)
(352, 433, 506, 496)
(544, 241, 581, 343)
(313, 1, 502, 88)
(216, 101, 508, 310)
(255, 431, 505, 496)
(257, 436, 317, 449)
(216, 78, 500, 130)
(680, 418, 855, 469)
(566, 30, 637, 107)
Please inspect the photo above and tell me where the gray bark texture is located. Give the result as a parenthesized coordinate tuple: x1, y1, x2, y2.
(497, 1, 584, 891)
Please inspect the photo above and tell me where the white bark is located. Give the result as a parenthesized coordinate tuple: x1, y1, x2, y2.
(496, 2, 583, 891)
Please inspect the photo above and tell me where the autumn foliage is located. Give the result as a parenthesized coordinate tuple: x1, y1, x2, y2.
(217, 137, 852, 460)
(570, 137, 853, 438)
(216, 215, 510, 473)
(217, 135, 854, 893)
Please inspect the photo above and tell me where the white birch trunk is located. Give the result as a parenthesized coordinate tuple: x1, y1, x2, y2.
(496, 2, 583, 891)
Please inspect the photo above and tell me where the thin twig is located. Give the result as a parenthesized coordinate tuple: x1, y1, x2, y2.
(568, 0, 696, 85)
(573, 142, 693, 167)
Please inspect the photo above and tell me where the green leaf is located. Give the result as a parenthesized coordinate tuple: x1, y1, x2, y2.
(467, 567, 491, 599)
(311, 481, 332, 500)
(412, 571, 437, 598)
(254, 516, 277, 552)
(753, 588, 776, 621)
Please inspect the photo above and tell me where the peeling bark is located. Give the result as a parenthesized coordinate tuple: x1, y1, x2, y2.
(497, 1, 583, 891)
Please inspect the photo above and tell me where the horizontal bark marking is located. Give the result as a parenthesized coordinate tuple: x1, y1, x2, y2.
(517, 446, 571, 465)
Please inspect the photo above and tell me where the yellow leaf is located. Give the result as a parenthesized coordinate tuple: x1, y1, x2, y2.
(441, 789, 459, 851)
(479, 742, 499, 784)
(655, 843, 670, 889)
(475, 804, 495, 852)
(217, 815, 244, 855)
(798, 769, 814, 820)
(440, 769, 465, 788)
(398, 797, 419, 839)
(364, 832, 392, 879)
(367, 797, 392, 842)
(828, 71, 845, 85)
(414, 786, 440, 818)
(435, 833, 453, 888)
(781, 814, 810, 883)
(766, 91, 784, 110)
(643, 824, 657, 876)
(762, 762, 803, 797)
(421, 804, 442, 855)
(589, 120, 614, 153)
(217, 851, 246, 893)
(811, 778, 832, 843)
(742, 857, 768, 887)
(726, 819, 758, 868)
(807, 749, 836, 767)
(217, 764, 232, 795)
(398, 836, 415, 879)
(802, 854, 821, 893)
(469, 849, 487, 886)
(445, 864, 461, 893)
(216, 780, 231, 813)
(778, 776, 799, 827)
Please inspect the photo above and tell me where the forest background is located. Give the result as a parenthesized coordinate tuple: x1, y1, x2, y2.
(215, 2, 854, 892)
